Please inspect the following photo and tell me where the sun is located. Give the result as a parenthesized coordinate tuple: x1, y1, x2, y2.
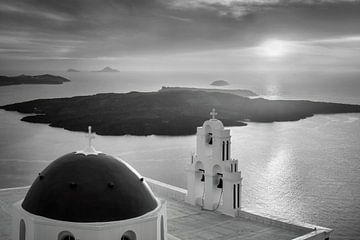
(258, 40, 289, 58)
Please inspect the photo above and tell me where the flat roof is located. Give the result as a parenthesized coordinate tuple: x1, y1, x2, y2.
(167, 199, 308, 240)
(0, 186, 310, 240)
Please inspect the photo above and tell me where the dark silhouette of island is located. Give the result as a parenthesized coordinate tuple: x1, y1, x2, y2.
(94, 67, 119, 72)
(0, 74, 70, 86)
(67, 68, 80, 72)
(160, 86, 257, 97)
(1, 90, 359, 136)
(211, 80, 229, 86)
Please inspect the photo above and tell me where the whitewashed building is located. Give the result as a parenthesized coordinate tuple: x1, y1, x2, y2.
(186, 109, 243, 217)
(12, 127, 167, 240)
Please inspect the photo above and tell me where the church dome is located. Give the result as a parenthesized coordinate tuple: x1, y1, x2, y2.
(203, 119, 224, 130)
(202, 108, 224, 131)
(22, 152, 158, 223)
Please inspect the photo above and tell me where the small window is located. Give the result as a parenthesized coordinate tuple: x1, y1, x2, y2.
(222, 141, 225, 160)
(226, 141, 229, 160)
(121, 230, 136, 240)
(19, 219, 25, 240)
(161, 216, 165, 240)
(233, 184, 236, 209)
(58, 231, 75, 240)
(237, 183, 240, 208)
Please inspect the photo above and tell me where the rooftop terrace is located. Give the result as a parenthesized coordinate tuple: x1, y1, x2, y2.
(0, 180, 331, 240)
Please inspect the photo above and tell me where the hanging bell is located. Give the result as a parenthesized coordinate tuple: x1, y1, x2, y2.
(200, 174, 205, 182)
(209, 137, 213, 145)
(208, 133, 213, 145)
(217, 178, 223, 189)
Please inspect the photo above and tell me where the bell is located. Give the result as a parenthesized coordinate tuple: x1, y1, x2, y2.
(208, 133, 213, 145)
(200, 174, 205, 182)
(217, 178, 223, 189)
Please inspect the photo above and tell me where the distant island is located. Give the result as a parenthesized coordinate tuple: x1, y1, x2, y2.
(67, 68, 80, 72)
(94, 67, 119, 72)
(0, 74, 70, 86)
(210, 80, 229, 86)
(2, 90, 359, 136)
(160, 86, 257, 97)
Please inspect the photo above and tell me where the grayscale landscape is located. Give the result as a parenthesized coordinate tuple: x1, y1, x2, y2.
(0, 1, 359, 240)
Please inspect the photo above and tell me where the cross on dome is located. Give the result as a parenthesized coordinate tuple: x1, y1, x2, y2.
(210, 108, 218, 119)
(87, 126, 95, 149)
(76, 126, 101, 155)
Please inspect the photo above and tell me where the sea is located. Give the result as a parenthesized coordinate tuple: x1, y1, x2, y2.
(0, 70, 359, 239)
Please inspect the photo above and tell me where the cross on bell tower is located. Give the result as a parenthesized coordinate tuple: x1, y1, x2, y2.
(210, 108, 218, 119)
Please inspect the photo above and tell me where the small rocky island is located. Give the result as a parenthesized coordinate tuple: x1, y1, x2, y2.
(0, 74, 70, 86)
(2, 90, 360, 136)
(210, 80, 229, 86)
(94, 67, 119, 72)
(160, 86, 257, 97)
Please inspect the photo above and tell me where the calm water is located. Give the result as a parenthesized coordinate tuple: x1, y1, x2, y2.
(0, 70, 359, 239)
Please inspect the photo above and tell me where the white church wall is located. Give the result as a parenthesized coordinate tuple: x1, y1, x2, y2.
(12, 202, 35, 240)
(12, 197, 166, 240)
(27, 213, 159, 240)
(146, 178, 186, 202)
(34, 224, 87, 240)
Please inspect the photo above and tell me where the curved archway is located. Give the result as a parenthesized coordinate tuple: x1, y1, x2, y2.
(58, 231, 75, 240)
(19, 219, 25, 240)
(121, 230, 136, 240)
(212, 164, 222, 176)
(194, 161, 205, 206)
(195, 161, 204, 171)
(212, 164, 223, 209)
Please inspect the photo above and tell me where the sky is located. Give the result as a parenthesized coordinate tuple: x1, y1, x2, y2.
(0, 0, 360, 72)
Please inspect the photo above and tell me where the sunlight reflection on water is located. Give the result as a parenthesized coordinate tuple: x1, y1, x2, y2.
(0, 70, 359, 239)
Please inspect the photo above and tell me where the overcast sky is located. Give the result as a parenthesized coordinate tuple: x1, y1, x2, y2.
(0, 0, 360, 71)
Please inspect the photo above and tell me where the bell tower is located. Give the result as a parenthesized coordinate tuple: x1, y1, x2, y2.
(185, 109, 242, 217)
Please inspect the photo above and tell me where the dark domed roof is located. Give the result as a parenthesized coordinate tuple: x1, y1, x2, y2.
(22, 152, 158, 222)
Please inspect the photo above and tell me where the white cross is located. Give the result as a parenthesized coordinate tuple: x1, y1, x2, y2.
(76, 125, 101, 155)
(210, 108, 218, 119)
(86, 126, 95, 149)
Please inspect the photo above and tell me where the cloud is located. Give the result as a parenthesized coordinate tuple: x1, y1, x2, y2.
(154, 14, 193, 22)
(306, 36, 360, 44)
(167, 0, 360, 19)
(0, 2, 73, 22)
(167, 0, 280, 18)
(0, 0, 360, 71)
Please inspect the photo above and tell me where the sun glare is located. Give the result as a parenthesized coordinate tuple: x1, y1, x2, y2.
(258, 40, 289, 58)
